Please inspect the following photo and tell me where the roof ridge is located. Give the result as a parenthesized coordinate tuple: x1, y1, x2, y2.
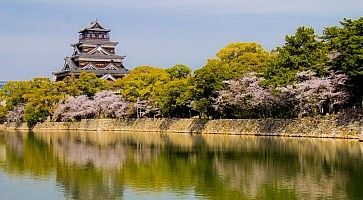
(79, 20, 110, 33)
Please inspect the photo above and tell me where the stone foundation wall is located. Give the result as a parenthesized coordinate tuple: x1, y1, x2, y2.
(0, 122, 28, 130)
(1, 113, 361, 139)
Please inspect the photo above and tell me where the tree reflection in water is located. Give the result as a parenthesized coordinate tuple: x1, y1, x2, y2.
(0, 131, 362, 200)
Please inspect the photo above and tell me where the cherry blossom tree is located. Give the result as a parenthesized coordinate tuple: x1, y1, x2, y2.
(214, 71, 349, 118)
(53, 91, 131, 122)
(275, 70, 349, 117)
(53, 95, 99, 122)
(134, 98, 161, 118)
(94, 91, 130, 118)
(214, 74, 277, 118)
(6, 104, 24, 122)
(292, 70, 349, 116)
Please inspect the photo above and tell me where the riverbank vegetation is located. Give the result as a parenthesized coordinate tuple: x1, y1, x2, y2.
(0, 17, 362, 127)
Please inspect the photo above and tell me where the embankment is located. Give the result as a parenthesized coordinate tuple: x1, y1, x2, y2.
(1, 111, 362, 139)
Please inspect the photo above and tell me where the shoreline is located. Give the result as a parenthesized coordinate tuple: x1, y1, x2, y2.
(1, 116, 362, 140)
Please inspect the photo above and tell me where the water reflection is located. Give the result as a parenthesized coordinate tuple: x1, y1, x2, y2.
(0, 131, 362, 200)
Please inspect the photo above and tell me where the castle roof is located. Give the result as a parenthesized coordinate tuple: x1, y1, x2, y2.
(72, 53, 125, 60)
(72, 40, 118, 47)
(79, 20, 110, 33)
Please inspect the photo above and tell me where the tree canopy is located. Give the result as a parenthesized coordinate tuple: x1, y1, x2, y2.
(323, 17, 363, 104)
(193, 42, 271, 117)
(157, 74, 195, 118)
(323, 17, 363, 77)
(76, 72, 111, 96)
(263, 27, 329, 87)
(0, 17, 362, 125)
(114, 66, 170, 102)
(166, 64, 192, 80)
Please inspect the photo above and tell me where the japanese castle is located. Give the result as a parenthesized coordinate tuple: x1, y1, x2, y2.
(53, 21, 129, 81)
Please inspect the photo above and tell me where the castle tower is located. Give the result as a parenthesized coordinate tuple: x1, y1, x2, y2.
(53, 20, 129, 81)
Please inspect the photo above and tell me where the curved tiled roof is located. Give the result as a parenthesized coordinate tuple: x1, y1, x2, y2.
(72, 53, 125, 60)
(79, 21, 110, 33)
(72, 40, 118, 46)
(53, 68, 129, 76)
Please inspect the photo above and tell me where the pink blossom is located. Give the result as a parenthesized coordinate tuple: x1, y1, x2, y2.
(6, 104, 24, 122)
(214, 73, 277, 117)
(214, 70, 349, 118)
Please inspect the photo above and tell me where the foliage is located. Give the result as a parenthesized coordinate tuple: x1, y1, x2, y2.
(76, 72, 111, 96)
(114, 66, 170, 102)
(0, 73, 112, 126)
(264, 27, 329, 87)
(196, 42, 271, 91)
(0, 81, 31, 109)
(62, 76, 82, 96)
(22, 78, 64, 126)
(134, 99, 161, 118)
(24, 102, 49, 127)
(166, 64, 192, 80)
(0, 104, 6, 123)
(0, 17, 361, 121)
(323, 17, 363, 77)
(323, 17, 363, 103)
(0, 78, 68, 126)
(114, 65, 194, 118)
(262, 62, 297, 88)
(191, 98, 210, 118)
(157, 77, 195, 117)
(194, 42, 271, 118)
(214, 42, 271, 76)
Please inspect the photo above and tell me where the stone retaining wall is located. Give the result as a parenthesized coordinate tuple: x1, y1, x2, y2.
(1, 114, 361, 139)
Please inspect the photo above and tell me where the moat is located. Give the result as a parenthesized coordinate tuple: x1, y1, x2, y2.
(0, 131, 362, 200)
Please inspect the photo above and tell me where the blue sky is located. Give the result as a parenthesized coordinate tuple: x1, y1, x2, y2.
(0, 0, 362, 80)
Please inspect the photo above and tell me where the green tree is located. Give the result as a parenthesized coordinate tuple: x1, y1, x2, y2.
(157, 77, 195, 117)
(22, 78, 66, 127)
(262, 61, 297, 88)
(193, 42, 271, 117)
(23, 102, 49, 127)
(154, 65, 195, 117)
(263, 27, 328, 87)
(277, 26, 328, 73)
(323, 17, 363, 105)
(62, 75, 82, 96)
(114, 66, 170, 102)
(0, 104, 6, 123)
(0, 78, 71, 127)
(193, 61, 222, 118)
(191, 98, 210, 119)
(0, 81, 31, 109)
(0, 73, 110, 126)
(323, 17, 363, 77)
(214, 42, 271, 76)
(76, 72, 111, 96)
(166, 64, 192, 80)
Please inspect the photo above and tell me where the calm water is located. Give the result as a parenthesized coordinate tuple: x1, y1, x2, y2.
(0, 131, 362, 200)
